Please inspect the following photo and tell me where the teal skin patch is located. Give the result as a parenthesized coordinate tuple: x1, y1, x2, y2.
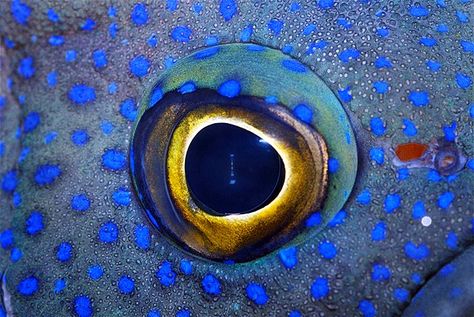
(137, 44, 358, 238)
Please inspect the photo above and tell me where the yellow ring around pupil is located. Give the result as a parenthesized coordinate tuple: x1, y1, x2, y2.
(165, 102, 329, 260)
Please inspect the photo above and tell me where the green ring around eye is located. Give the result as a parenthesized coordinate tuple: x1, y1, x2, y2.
(131, 44, 358, 261)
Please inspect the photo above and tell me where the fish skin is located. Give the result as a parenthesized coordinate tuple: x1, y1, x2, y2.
(0, 1, 473, 316)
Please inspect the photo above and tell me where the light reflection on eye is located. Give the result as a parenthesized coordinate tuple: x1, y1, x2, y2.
(131, 44, 358, 262)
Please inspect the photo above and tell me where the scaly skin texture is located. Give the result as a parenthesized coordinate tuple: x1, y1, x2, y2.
(0, 1, 473, 316)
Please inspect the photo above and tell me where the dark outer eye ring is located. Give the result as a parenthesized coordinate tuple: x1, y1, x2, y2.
(132, 90, 328, 261)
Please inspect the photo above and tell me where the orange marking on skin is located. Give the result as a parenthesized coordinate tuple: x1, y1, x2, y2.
(395, 143, 429, 162)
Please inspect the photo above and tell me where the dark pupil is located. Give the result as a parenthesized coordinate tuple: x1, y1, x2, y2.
(185, 123, 285, 215)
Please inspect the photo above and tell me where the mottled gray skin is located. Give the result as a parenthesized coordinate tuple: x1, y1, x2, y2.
(0, 1, 473, 316)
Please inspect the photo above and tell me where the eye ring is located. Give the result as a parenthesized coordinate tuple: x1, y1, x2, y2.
(131, 43, 358, 262)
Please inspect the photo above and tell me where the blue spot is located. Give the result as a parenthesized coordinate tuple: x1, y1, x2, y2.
(171, 26, 192, 42)
(1, 170, 17, 193)
(47, 8, 59, 22)
(148, 310, 161, 317)
(81, 18, 96, 31)
(68, 84, 96, 105)
(369, 147, 384, 165)
(376, 27, 389, 37)
(129, 55, 150, 78)
(338, 48, 360, 63)
(118, 276, 135, 294)
(92, 50, 107, 69)
(112, 187, 131, 206)
(220, 0, 237, 21)
(44, 131, 57, 144)
(54, 278, 66, 293)
(443, 122, 456, 142)
(404, 242, 430, 260)
(358, 300, 376, 317)
(178, 81, 197, 94)
(71, 130, 89, 146)
(17, 276, 38, 296)
(109, 23, 118, 38)
(147, 34, 158, 47)
(394, 288, 409, 302)
(99, 221, 118, 243)
(426, 60, 441, 72)
(446, 232, 458, 250)
(101, 121, 114, 135)
(35, 164, 61, 185)
(384, 194, 401, 213)
(282, 59, 307, 73)
(23, 111, 40, 133)
(88, 265, 104, 280)
(427, 169, 442, 182)
(0, 229, 14, 249)
(306, 212, 322, 227)
(370, 117, 385, 136)
(156, 261, 176, 287)
(293, 104, 313, 123)
(268, 19, 284, 35)
(328, 210, 346, 227)
(194, 47, 219, 60)
(337, 18, 352, 29)
(375, 56, 392, 68)
(437, 24, 449, 33)
(411, 273, 422, 284)
(240, 25, 253, 42)
(455, 73, 472, 89)
(56, 242, 73, 262)
(119, 98, 138, 122)
(328, 157, 339, 174)
(373, 81, 389, 94)
(408, 91, 429, 107)
(218, 80, 241, 98)
(74, 296, 93, 317)
(319, 241, 337, 259)
(409, 5, 429, 17)
(265, 96, 278, 104)
(102, 149, 126, 171)
(412, 201, 426, 220)
(135, 225, 150, 250)
(71, 194, 90, 212)
(338, 86, 353, 102)
(278, 246, 298, 269)
(461, 40, 474, 53)
(439, 263, 455, 276)
(149, 86, 163, 107)
(437, 191, 454, 209)
(17, 57, 35, 79)
(108, 82, 118, 94)
(26, 211, 44, 235)
(371, 264, 391, 281)
(166, 0, 178, 11)
(48, 35, 64, 46)
(65, 50, 77, 62)
(180, 259, 193, 275)
(397, 168, 409, 180)
(131, 3, 148, 25)
(371, 222, 386, 241)
(357, 189, 371, 205)
(176, 310, 191, 317)
(419, 37, 437, 47)
(403, 119, 417, 136)
(289, 310, 302, 317)
(302, 23, 317, 36)
(311, 277, 329, 299)
(201, 274, 221, 295)
(456, 11, 469, 23)
(10, 247, 22, 262)
(318, 0, 334, 9)
(11, 0, 31, 25)
(47, 71, 57, 87)
(246, 283, 268, 305)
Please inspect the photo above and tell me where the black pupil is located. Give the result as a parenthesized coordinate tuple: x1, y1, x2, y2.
(185, 123, 285, 215)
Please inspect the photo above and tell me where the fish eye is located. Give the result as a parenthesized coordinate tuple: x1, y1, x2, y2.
(131, 43, 358, 262)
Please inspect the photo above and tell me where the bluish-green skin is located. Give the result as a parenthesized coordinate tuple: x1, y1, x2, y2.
(0, 1, 473, 317)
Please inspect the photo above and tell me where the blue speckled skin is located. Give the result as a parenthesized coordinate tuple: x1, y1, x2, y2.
(0, 1, 473, 316)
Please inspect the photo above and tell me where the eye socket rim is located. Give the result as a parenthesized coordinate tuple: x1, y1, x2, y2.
(165, 100, 328, 259)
